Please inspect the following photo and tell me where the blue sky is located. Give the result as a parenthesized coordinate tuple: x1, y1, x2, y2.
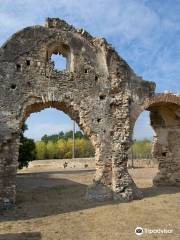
(0, 0, 179, 140)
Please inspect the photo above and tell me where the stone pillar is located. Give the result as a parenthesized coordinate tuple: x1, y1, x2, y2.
(152, 130, 180, 186)
(150, 108, 180, 187)
(111, 131, 143, 201)
(0, 136, 19, 209)
(86, 138, 113, 200)
(111, 96, 143, 201)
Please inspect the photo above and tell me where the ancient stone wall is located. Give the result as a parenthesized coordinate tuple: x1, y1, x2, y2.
(0, 18, 179, 209)
(130, 93, 180, 186)
(146, 94, 180, 186)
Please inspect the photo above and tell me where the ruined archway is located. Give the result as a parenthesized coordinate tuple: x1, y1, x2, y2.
(130, 93, 180, 187)
(1, 18, 179, 209)
(144, 93, 180, 186)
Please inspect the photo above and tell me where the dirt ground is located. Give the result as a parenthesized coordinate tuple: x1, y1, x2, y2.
(0, 166, 180, 240)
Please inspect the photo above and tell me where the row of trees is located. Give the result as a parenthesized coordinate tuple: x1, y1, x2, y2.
(18, 124, 152, 169)
(41, 130, 88, 143)
(36, 130, 94, 159)
(36, 138, 95, 160)
(19, 127, 95, 168)
(129, 138, 152, 159)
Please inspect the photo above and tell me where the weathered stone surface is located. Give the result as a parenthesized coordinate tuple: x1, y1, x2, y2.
(0, 18, 179, 209)
(131, 93, 180, 187)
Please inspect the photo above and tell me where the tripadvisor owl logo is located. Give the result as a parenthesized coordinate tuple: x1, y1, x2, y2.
(135, 227, 144, 236)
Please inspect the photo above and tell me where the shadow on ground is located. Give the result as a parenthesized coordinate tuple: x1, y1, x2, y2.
(0, 170, 180, 222)
(140, 185, 180, 198)
(0, 232, 41, 240)
(0, 175, 110, 222)
(18, 169, 95, 176)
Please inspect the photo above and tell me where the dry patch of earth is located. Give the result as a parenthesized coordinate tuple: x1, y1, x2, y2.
(0, 165, 180, 240)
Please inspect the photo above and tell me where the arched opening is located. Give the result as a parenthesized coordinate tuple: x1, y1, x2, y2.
(47, 43, 73, 71)
(129, 97, 180, 193)
(51, 53, 67, 71)
(147, 102, 180, 187)
(22, 108, 95, 161)
(128, 110, 158, 190)
(17, 104, 96, 209)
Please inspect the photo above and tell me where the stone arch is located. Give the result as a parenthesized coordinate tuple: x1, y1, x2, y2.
(19, 99, 98, 177)
(144, 94, 180, 186)
(19, 100, 81, 132)
(18, 97, 103, 169)
(130, 94, 180, 137)
(130, 93, 180, 187)
(1, 17, 168, 209)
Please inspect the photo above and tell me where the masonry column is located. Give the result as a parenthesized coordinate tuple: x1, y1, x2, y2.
(86, 134, 113, 200)
(111, 95, 143, 201)
(152, 128, 180, 186)
(150, 105, 180, 186)
(0, 134, 19, 209)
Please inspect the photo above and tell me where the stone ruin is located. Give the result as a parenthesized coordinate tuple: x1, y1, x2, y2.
(0, 18, 179, 209)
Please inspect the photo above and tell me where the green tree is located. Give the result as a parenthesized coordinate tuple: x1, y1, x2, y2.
(41, 134, 49, 144)
(64, 130, 73, 140)
(46, 141, 59, 159)
(58, 131, 65, 139)
(57, 139, 67, 158)
(35, 141, 47, 159)
(18, 124, 36, 169)
(75, 138, 95, 157)
(75, 131, 83, 139)
(34, 130, 95, 160)
(64, 138, 73, 158)
(132, 138, 152, 159)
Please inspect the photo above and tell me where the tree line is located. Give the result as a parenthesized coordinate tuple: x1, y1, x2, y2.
(18, 124, 152, 169)
(35, 131, 95, 160)
(129, 138, 152, 159)
(18, 125, 95, 168)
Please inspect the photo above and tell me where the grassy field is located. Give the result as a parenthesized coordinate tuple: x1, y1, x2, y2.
(0, 166, 180, 240)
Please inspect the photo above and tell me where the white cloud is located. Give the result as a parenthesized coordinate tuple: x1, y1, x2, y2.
(0, 0, 163, 43)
